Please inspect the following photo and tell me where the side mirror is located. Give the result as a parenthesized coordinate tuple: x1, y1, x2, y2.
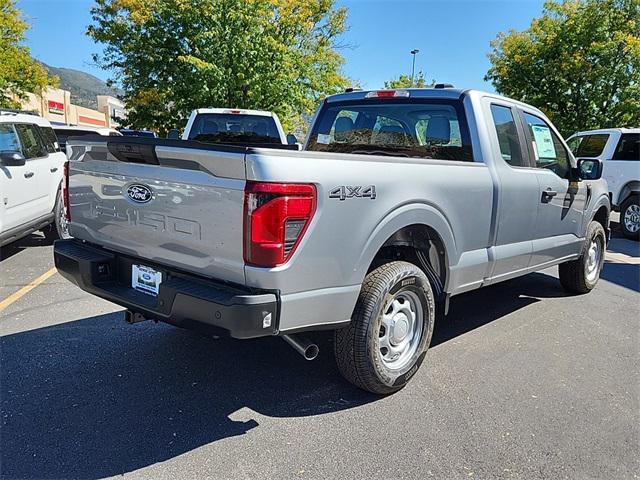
(286, 133, 298, 145)
(0, 151, 26, 167)
(577, 158, 603, 180)
(167, 129, 181, 140)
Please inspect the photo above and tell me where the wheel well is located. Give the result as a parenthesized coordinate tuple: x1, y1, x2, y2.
(368, 224, 448, 297)
(593, 206, 608, 233)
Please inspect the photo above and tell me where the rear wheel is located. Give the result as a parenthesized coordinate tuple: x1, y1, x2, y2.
(334, 261, 435, 395)
(620, 195, 640, 241)
(558, 221, 606, 294)
(43, 187, 70, 242)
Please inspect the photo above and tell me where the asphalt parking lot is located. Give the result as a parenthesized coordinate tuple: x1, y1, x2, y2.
(1, 216, 638, 480)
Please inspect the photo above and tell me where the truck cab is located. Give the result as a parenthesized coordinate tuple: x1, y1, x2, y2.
(567, 128, 639, 239)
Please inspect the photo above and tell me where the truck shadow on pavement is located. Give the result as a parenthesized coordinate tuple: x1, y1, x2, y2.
(0, 271, 620, 479)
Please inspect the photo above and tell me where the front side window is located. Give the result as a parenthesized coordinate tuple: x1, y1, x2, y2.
(568, 134, 609, 158)
(38, 126, 58, 153)
(523, 112, 570, 178)
(612, 133, 640, 161)
(490, 105, 524, 167)
(307, 99, 473, 162)
(0, 123, 21, 153)
(14, 124, 47, 159)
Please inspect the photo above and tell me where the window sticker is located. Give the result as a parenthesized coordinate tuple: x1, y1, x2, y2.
(531, 125, 556, 159)
(317, 133, 331, 145)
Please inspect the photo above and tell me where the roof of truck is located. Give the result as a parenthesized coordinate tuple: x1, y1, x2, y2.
(570, 128, 640, 136)
(192, 108, 278, 117)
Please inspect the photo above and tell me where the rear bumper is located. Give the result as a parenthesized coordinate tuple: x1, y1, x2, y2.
(53, 239, 278, 339)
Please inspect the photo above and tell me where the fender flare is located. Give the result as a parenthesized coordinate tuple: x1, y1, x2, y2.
(354, 202, 458, 287)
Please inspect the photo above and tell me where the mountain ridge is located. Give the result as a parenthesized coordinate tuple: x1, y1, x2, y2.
(43, 63, 122, 110)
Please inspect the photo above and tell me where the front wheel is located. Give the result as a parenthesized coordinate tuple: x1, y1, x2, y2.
(558, 221, 606, 294)
(620, 195, 640, 241)
(334, 261, 435, 395)
(43, 187, 70, 242)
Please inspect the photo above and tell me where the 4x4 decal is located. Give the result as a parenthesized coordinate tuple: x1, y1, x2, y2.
(329, 185, 377, 201)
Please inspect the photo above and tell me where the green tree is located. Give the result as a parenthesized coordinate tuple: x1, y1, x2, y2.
(486, 0, 640, 136)
(0, 0, 55, 108)
(88, 0, 350, 134)
(384, 71, 432, 89)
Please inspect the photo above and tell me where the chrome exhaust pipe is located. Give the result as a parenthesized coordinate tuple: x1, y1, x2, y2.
(282, 334, 319, 361)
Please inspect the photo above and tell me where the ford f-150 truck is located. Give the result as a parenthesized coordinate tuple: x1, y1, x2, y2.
(54, 88, 610, 394)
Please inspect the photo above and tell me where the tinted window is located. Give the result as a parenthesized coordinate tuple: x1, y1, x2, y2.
(39, 126, 58, 153)
(612, 133, 640, 161)
(523, 112, 570, 178)
(307, 99, 474, 161)
(15, 124, 47, 159)
(53, 129, 100, 148)
(569, 134, 609, 157)
(490, 105, 524, 167)
(0, 124, 21, 152)
(188, 114, 281, 144)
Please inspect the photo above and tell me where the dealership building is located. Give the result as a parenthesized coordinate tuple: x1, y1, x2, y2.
(22, 86, 125, 128)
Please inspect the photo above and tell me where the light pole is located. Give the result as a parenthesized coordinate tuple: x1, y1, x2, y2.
(410, 49, 420, 87)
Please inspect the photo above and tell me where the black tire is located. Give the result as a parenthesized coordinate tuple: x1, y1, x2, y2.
(558, 221, 606, 294)
(334, 261, 435, 395)
(43, 187, 70, 243)
(619, 195, 640, 241)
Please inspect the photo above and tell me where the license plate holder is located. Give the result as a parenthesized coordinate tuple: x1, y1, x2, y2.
(131, 264, 162, 296)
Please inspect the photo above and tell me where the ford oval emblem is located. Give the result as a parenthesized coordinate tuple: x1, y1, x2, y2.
(127, 184, 153, 203)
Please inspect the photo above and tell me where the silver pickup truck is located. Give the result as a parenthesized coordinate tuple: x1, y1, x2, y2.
(54, 87, 610, 394)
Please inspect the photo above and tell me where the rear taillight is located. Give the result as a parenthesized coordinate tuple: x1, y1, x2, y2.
(63, 161, 70, 221)
(243, 182, 316, 267)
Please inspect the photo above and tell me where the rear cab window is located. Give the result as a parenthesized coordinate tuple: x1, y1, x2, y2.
(188, 114, 282, 144)
(307, 98, 474, 161)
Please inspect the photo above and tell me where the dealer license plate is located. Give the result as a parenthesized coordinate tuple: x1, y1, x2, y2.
(131, 264, 162, 296)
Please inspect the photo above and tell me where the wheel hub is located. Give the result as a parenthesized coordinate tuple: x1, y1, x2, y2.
(378, 290, 424, 370)
(624, 205, 640, 233)
(585, 237, 602, 282)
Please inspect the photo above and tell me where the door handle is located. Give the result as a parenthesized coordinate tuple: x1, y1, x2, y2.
(50, 167, 58, 173)
(24, 171, 34, 179)
(541, 189, 557, 203)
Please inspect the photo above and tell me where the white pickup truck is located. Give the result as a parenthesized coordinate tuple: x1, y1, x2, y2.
(0, 111, 68, 246)
(170, 108, 298, 146)
(54, 88, 610, 394)
(567, 128, 639, 239)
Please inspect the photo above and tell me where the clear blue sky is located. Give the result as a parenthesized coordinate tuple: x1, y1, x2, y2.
(18, 0, 546, 91)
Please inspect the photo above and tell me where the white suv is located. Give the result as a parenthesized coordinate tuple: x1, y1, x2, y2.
(567, 128, 640, 240)
(0, 111, 69, 247)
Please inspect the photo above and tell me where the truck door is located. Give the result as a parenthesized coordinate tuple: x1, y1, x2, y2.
(485, 101, 539, 282)
(519, 111, 587, 266)
(0, 123, 37, 232)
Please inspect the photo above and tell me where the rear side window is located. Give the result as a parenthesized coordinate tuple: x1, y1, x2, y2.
(0, 123, 21, 152)
(612, 133, 640, 161)
(307, 99, 474, 161)
(490, 105, 524, 167)
(522, 112, 570, 178)
(38, 126, 59, 153)
(188, 114, 281, 144)
(14, 124, 47, 159)
(568, 134, 609, 157)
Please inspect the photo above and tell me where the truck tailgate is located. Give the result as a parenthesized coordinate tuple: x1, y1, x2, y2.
(66, 137, 248, 285)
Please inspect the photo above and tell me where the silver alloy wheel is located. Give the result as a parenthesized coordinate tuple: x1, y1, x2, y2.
(58, 194, 70, 238)
(585, 236, 603, 283)
(624, 204, 640, 234)
(378, 290, 424, 370)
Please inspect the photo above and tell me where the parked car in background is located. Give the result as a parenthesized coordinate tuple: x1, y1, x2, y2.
(119, 128, 157, 138)
(172, 108, 298, 146)
(53, 125, 122, 153)
(0, 111, 68, 246)
(567, 128, 639, 239)
(55, 88, 609, 394)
